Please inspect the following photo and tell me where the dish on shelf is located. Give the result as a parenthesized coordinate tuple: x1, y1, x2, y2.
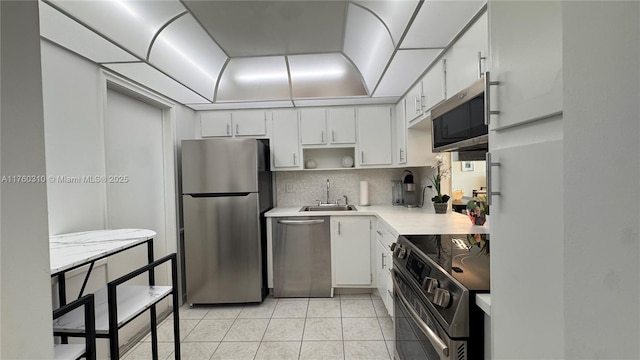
(305, 159, 317, 169)
(341, 155, 354, 168)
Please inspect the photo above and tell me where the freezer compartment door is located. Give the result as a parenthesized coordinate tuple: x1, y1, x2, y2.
(181, 138, 260, 194)
(183, 193, 262, 304)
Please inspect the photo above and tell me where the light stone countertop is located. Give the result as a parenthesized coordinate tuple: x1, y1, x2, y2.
(265, 204, 490, 235)
(476, 293, 491, 315)
(50, 228, 156, 275)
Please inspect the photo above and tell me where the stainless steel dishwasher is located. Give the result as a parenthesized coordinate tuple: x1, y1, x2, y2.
(273, 216, 331, 297)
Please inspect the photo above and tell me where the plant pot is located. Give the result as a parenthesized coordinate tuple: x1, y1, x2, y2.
(433, 202, 448, 214)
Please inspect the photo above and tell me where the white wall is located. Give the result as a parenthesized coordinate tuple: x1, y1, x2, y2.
(41, 41, 107, 235)
(0, 1, 53, 358)
(563, 2, 640, 358)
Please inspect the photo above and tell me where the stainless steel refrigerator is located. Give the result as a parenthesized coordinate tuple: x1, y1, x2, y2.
(181, 138, 272, 305)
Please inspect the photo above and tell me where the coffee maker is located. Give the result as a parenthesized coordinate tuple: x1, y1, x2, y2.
(401, 170, 418, 207)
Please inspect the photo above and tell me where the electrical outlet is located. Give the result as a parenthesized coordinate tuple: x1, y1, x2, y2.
(285, 183, 295, 193)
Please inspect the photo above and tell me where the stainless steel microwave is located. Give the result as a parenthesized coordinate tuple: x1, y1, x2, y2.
(431, 77, 488, 152)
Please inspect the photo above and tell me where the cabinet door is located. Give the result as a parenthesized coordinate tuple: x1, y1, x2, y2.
(200, 111, 232, 137)
(395, 99, 407, 165)
(300, 108, 327, 145)
(488, 1, 562, 130)
(443, 13, 488, 96)
(422, 59, 447, 111)
(328, 107, 356, 144)
(375, 239, 389, 306)
(332, 217, 371, 286)
(357, 107, 393, 166)
(271, 110, 301, 169)
(405, 81, 424, 125)
(232, 110, 268, 136)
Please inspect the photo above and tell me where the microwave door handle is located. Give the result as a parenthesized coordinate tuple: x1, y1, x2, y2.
(392, 273, 449, 359)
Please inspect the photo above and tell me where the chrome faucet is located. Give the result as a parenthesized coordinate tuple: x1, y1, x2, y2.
(326, 179, 330, 204)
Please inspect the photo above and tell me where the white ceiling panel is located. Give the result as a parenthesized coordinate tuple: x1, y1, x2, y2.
(374, 49, 442, 97)
(49, 0, 186, 59)
(186, 101, 295, 111)
(343, 3, 396, 93)
(288, 53, 366, 99)
(217, 57, 290, 102)
(103, 62, 211, 104)
(148, 14, 227, 100)
(353, 0, 420, 45)
(39, 2, 138, 63)
(401, 0, 485, 48)
(183, 0, 347, 57)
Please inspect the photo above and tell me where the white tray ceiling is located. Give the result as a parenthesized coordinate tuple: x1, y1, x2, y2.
(41, 0, 486, 109)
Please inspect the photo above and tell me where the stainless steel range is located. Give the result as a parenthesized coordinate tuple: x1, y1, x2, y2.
(392, 234, 490, 360)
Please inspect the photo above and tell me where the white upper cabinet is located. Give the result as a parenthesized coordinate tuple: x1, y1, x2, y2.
(422, 59, 447, 111)
(200, 110, 268, 137)
(357, 106, 393, 166)
(405, 81, 424, 125)
(271, 110, 301, 169)
(232, 110, 268, 137)
(200, 111, 232, 137)
(300, 109, 327, 145)
(395, 99, 407, 165)
(443, 13, 488, 96)
(488, 2, 562, 130)
(327, 108, 356, 144)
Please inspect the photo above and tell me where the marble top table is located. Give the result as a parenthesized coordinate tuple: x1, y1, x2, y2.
(50, 229, 156, 275)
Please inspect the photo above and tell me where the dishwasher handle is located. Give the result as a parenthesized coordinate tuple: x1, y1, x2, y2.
(277, 219, 326, 225)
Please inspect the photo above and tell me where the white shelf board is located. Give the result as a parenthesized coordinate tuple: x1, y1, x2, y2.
(53, 344, 85, 360)
(53, 285, 172, 335)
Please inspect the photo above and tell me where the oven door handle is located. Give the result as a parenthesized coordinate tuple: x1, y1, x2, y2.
(392, 272, 450, 359)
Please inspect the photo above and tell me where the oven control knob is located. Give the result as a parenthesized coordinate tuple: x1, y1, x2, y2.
(422, 277, 439, 293)
(397, 246, 408, 259)
(390, 242, 397, 251)
(433, 288, 451, 308)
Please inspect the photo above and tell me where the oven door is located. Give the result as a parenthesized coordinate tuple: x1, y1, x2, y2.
(393, 270, 466, 360)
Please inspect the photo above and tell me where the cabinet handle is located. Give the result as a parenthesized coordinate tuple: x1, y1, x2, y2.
(477, 51, 486, 79)
(415, 97, 420, 114)
(361, 151, 364, 164)
(381, 253, 386, 269)
(420, 95, 426, 111)
(486, 152, 501, 206)
(332, 130, 335, 143)
(399, 149, 404, 162)
(338, 221, 341, 235)
(442, 59, 447, 99)
(235, 123, 240, 134)
(293, 153, 297, 165)
(321, 130, 324, 143)
(376, 230, 383, 236)
(484, 71, 501, 126)
(226, 123, 230, 136)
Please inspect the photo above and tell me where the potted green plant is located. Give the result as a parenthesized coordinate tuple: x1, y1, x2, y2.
(430, 155, 450, 214)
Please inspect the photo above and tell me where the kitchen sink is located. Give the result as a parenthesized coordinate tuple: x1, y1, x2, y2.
(299, 205, 357, 212)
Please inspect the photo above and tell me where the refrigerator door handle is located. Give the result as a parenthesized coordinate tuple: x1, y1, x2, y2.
(188, 193, 251, 198)
(277, 219, 325, 225)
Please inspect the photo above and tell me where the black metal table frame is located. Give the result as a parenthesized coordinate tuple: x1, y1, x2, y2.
(51, 238, 181, 360)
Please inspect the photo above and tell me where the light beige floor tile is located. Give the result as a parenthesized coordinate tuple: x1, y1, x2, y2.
(385, 340, 395, 358)
(300, 341, 345, 360)
(237, 299, 277, 319)
(222, 318, 270, 341)
(272, 299, 309, 318)
(184, 319, 234, 342)
(378, 317, 394, 341)
(342, 318, 384, 341)
(309, 295, 340, 301)
(343, 341, 390, 360)
(303, 318, 343, 341)
(307, 300, 341, 318)
(145, 318, 199, 342)
(262, 318, 305, 341)
(178, 342, 220, 360)
(204, 305, 244, 319)
(211, 341, 259, 360)
(372, 299, 390, 317)
(122, 341, 174, 360)
(254, 341, 301, 360)
(338, 293, 371, 300)
(178, 305, 211, 320)
(341, 300, 376, 317)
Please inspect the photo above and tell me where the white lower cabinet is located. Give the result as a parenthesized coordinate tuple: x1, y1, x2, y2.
(375, 221, 396, 316)
(331, 216, 372, 287)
